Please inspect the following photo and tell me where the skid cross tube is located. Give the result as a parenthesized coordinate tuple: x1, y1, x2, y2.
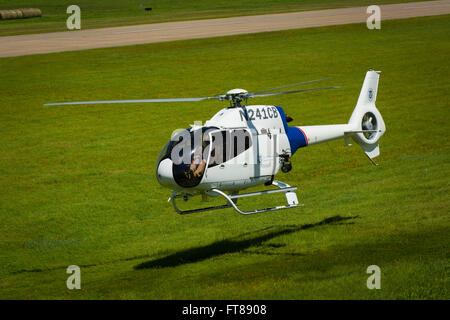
(170, 180, 301, 215)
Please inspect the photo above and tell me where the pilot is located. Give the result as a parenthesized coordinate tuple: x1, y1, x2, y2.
(185, 134, 224, 180)
(185, 136, 208, 180)
(190, 147, 206, 178)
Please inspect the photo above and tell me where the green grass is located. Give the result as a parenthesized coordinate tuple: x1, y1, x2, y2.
(0, 0, 431, 36)
(0, 15, 449, 299)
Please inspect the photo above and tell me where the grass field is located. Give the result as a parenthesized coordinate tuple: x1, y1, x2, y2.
(0, 15, 449, 299)
(0, 0, 430, 36)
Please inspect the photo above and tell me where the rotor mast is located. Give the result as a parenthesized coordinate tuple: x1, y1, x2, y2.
(219, 89, 249, 108)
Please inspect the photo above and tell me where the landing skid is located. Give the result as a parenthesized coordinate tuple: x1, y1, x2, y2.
(170, 180, 302, 215)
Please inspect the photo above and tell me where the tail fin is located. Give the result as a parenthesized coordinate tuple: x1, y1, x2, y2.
(346, 70, 386, 163)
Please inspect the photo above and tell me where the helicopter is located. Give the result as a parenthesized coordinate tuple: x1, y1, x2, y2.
(45, 70, 386, 215)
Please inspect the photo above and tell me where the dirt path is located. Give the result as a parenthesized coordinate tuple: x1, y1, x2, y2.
(1, 1, 449, 58)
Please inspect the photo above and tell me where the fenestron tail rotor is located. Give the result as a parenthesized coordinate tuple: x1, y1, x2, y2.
(44, 78, 339, 107)
(361, 112, 378, 140)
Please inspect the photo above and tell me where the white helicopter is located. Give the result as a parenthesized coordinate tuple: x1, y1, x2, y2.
(45, 70, 386, 215)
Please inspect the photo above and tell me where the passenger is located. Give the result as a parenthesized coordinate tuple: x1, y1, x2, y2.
(209, 144, 223, 167)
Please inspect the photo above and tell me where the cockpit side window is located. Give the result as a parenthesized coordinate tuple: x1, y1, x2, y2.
(208, 129, 252, 168)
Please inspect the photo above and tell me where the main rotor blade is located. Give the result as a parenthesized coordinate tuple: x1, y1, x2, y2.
(44, 97, 219, 106)
(250, 78, 331, 95)
(249, 86, 340, 98)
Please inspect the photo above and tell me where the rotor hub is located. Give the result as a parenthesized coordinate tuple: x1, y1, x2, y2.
(219, 89, 249, 107)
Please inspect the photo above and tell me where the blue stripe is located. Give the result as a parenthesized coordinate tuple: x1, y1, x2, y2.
(275, 106, 289, 133)
(276, 106, 307, 155)
(286, 127, 308, 154)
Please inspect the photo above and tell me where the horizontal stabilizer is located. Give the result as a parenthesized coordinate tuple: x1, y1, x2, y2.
(345, 129, 381, 134)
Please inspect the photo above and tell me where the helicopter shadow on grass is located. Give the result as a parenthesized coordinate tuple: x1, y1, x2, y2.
(134, 215, 359, 270)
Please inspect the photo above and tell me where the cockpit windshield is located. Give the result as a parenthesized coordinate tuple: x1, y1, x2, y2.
(157, 127, 218, 188)
(157, 126, 253, 188)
